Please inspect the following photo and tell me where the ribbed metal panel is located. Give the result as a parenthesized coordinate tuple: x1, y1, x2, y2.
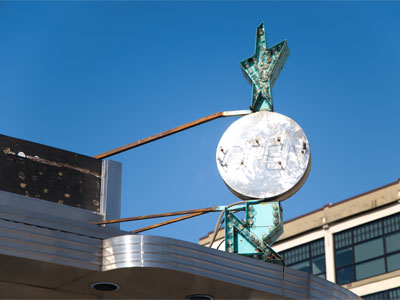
(102, 234, 360, 299)
(0, 218, 102, 271)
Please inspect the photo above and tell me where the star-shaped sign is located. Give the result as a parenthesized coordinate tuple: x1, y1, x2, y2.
(240, 23, 289, 112)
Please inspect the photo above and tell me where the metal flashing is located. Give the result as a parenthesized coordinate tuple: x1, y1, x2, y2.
(100, 159, 122, 229)
(0, 189, 124, 239)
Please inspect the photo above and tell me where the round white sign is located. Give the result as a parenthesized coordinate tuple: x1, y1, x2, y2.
(216, 111, 311, 201)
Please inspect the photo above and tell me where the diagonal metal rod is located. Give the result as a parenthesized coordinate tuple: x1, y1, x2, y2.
(94, 207, 217, 225)
(94, 110, 251, 159)
(131, 212, 206, 234)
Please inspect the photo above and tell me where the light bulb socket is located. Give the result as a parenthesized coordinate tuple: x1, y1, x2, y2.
(186, 295, 213, 300)
(90, 282, 120, 292)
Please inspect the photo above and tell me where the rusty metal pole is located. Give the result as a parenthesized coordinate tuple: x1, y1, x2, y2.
(94, 110, 251, 159)
(131, 212, 206, 234)
(94, 207, 217, 225)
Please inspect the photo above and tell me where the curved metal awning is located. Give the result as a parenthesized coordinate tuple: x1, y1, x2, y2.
(0, 193, 358, 299)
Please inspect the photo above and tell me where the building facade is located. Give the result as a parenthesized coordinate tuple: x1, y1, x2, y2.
(200, 179, 400, 299)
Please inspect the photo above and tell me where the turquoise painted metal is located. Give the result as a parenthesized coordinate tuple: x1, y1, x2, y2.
(221, 23, 291, 265)
(240, 23, 289, 112)
(224, 200, 284, 265)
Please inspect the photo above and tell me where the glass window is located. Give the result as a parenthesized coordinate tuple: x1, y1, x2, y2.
(354, 238, 383, 263)
(311, 256, 325, 275)
(280, 238, 325, 278)
(387, 252, 400, 272)
(283, 243, 309, 265)
(310, 239, 324, 257)
(389, 287, 400, 299)
(336, 265, 354, 285)
(384, 214, 400, 234)
(385, 232, 400, 253)
(355, 258, 385, 280)
(363, 290, 388, 300)
(334, 231, 352, 249)
(290, 260, 310, 273)
(363, 286, 400, 300)
(335, 247, 353, 268)
(353, 220, 382, 243)
(334, 212, 400, 284)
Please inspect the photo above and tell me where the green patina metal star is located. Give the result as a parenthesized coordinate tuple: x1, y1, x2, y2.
(240, 23, 289, 112)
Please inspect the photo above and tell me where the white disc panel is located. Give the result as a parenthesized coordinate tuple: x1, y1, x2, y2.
(216, 111, 311, 201)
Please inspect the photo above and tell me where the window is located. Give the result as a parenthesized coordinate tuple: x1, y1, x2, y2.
(363, 286, 400, 300)
(280, 238, 326, 278)
(334, 213, 400, 285)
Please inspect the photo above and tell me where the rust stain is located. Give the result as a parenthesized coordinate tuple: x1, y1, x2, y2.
(4, 149, 101, 178)
(18, 171, 25, 180)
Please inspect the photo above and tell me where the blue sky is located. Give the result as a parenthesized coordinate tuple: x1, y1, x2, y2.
(1, 1, 399, 243)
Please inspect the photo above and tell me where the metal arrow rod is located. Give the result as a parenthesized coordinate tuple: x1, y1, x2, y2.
(131, 205, 244, 234)
(94, 205, 245, 226)
(94, 110, 251, 159)
(131, 212, 207, 234)
(94, 207, 218, 225)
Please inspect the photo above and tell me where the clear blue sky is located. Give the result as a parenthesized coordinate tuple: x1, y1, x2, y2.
(1, 1, 399, 243)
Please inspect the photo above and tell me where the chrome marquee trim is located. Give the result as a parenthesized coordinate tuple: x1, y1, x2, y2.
(102, 234, 358, 300)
